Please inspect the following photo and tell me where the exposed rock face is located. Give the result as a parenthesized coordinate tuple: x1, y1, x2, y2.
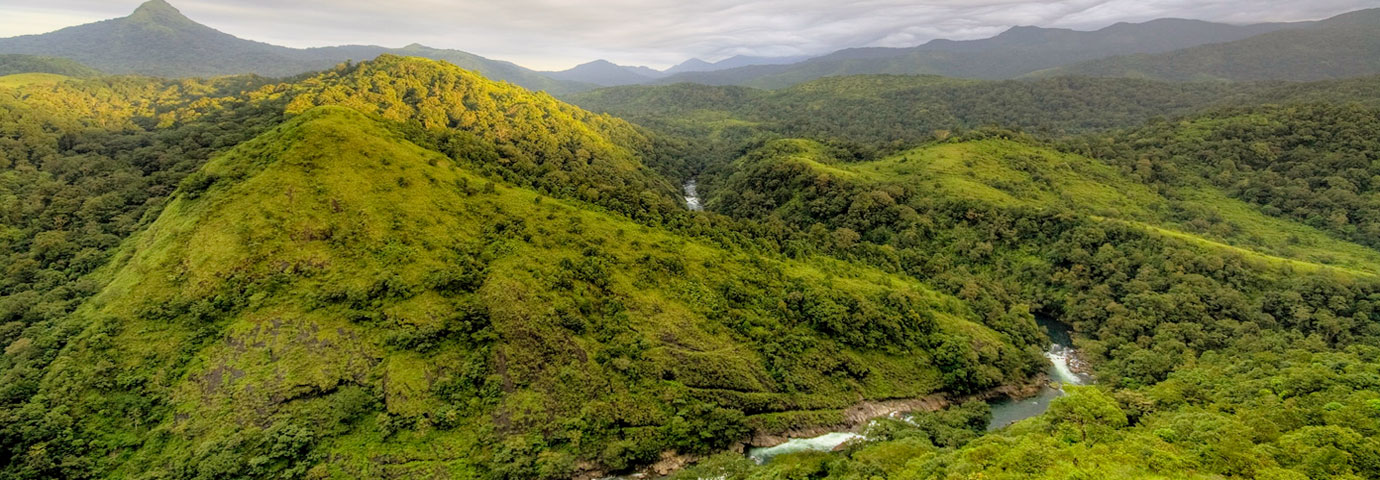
(650, 451, 696, 476)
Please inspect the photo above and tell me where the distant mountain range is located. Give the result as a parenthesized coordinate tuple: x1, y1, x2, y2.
(0, 0, 810, 90)
(648, 17, 1316, 88)
(1, 1, 1378, 91)
(0, 0, 591, 93)
(544, 55, 815, 87)
(543, 60, 668, 87)
(1038, 8, 1380, 82)
(665, 55, 812, 74)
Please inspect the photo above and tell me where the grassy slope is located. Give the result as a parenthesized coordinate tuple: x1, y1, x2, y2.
(43, 106, 1026, 477)
(275, 55, 681, 215)
(763, 138, 1380, 276)
(0, 73, 72, 88)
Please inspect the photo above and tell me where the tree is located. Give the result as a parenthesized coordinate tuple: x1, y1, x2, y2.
(1045, 386, 1128, 445)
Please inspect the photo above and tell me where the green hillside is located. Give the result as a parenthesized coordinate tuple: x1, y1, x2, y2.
(1066, 104, 1380, 253)
(571, 75, 1243, 143)
(0, 73, 72, 88)
(0, 60, 1042, 478)
(21, 106, 1035, 478)
(570, 75, 1380, 183)
(718, 137, 1380, 276)
(383, 44, 594, 94)
(0, 54, 101, 77)
(711, 132, 1380, 380)
(569, 76, 1253, 182)
(278, 55, 680, 219)
(4, 8, 1380, 476)
(673, 348, 1380, 480)
(695, 132, 1380, 479)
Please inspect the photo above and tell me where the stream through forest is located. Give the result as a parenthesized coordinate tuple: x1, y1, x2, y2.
(635, 181, 1090, 471)
(748, 315, 1089, 464)
(684, 179, 702, 211)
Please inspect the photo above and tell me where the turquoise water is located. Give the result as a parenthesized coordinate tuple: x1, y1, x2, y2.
(741, 315, 1087, 466)
(986, 315, 1089, 430)
(748, 315, 1088, 465)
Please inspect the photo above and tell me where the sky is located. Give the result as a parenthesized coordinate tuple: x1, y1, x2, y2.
(1, 0, 1375, 70)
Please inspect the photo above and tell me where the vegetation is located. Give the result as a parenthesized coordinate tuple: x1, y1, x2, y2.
(0, 54, 101, 77)
(677, 346, 1380, 480)
(0, 56, 1044, 479)
(682, 127, 1380, 478)
(4, 8, 1380, 477)
(278, 55, 680, 221)
(570, 73, 1380, 195)
(1066, 103, 1380, 251)
(710, 133, 1380, 378)
(0, 72, 282, 351)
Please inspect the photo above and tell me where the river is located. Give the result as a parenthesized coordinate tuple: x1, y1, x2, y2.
(748, 315, 1088, 463)
(684, 179, 703, 211)
(985, 315, 1090, 430)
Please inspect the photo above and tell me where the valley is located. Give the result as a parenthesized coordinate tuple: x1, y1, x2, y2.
(2, 1, 1380, 479)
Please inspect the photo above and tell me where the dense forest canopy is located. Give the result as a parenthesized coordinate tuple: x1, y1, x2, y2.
(2, 4, 1380, 478)
(0, 56, 1044, 479)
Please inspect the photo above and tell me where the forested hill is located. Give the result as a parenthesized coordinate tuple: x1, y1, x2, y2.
(565, 74, 1380, 181)
(0, 55, 1043, 479)
(1041, 8, 1380, 81)
(560, 70, 1380, 479)
(0, 0, 589, 93)
(677, 130, 1380, 478)
(4, 3, 1380, 475)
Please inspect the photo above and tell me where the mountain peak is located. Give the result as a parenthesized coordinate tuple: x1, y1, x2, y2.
(570, 60, 639, 72)
(128, 0, 196, 26)
(997, 25, 1055, 37)
(665, 58, 712, 73)
(544, 59, 656, 86)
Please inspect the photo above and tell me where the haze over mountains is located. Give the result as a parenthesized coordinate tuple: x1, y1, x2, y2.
(3, 0, 1379, 91)
(1041, 8, 1380, 82)
(649, 17, 1313, 88)
(543, 55, 813, 87)
(665, 55, 812, 75)
(0, 0, 591, 93)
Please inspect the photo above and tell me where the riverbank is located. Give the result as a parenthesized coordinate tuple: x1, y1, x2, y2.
(746, 377, 1047, 448)
(587, 316, 1089, 478)
(580, 375, 1051, 479)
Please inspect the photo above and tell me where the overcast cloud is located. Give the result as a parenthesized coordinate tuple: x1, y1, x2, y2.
(1, 0, 1375, 70)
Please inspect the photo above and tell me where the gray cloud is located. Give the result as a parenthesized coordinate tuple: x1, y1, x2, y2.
(1, 0, 1375, 69)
